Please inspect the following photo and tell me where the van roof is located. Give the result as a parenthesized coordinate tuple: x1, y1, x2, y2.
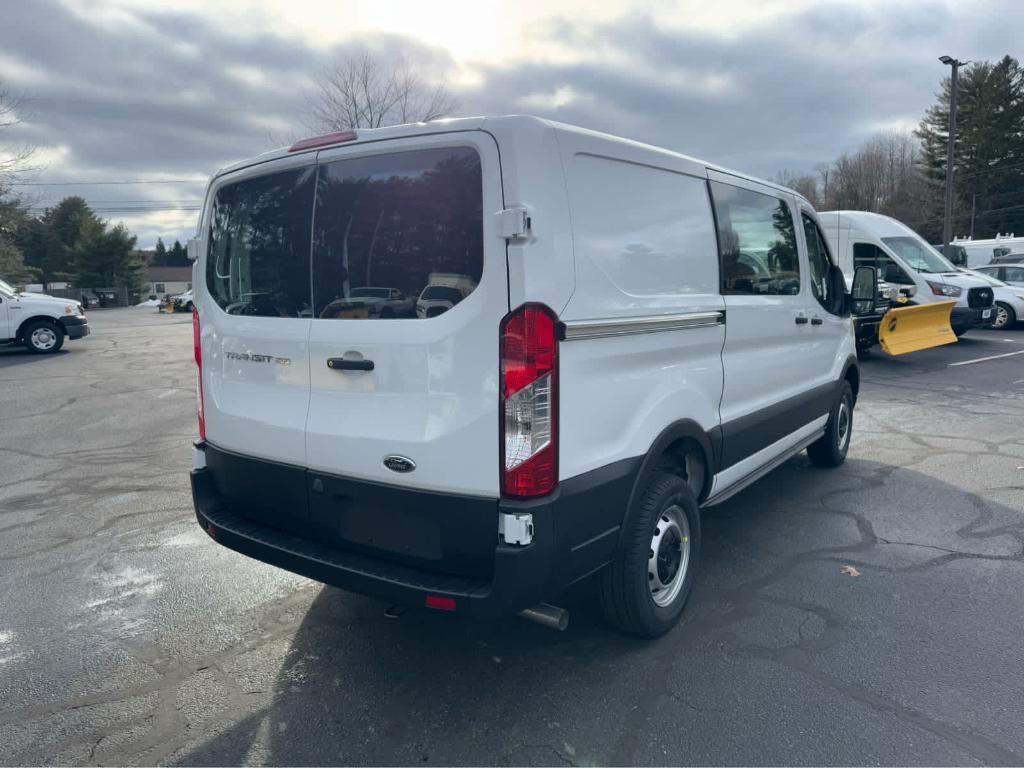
(211, 115, 807, 204)
(817, 210, 919, 238)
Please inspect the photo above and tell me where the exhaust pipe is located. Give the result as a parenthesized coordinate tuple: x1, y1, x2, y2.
(518, 603, 569, 631)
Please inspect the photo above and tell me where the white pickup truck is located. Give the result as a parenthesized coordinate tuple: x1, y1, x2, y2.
(0, 279, 90, 354)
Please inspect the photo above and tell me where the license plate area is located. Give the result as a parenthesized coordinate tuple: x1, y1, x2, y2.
(307, 472, 497, 579)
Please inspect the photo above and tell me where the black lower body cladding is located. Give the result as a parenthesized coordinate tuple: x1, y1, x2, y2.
(192, 442, 640, 616)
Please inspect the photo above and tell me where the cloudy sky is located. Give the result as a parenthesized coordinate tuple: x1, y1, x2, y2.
(0, 0, 1020, 248)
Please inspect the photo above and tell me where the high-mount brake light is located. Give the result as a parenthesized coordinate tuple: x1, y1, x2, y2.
(193, 311, 206, 440)
(288, 131, 358, 152)
(500, 303, 559, 498)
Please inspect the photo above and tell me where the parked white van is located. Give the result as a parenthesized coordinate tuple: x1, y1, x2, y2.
(820, 211, 995, 337)
(0, 278, 90, 353)
(189, 117, 875, 636)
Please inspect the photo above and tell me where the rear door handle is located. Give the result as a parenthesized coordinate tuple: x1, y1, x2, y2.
(794, 316, 809, 325)
(810, 317, 823, 326)
(327, 358, 374, 371)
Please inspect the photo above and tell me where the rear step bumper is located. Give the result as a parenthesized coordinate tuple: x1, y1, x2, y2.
(191, 448, 640, 617)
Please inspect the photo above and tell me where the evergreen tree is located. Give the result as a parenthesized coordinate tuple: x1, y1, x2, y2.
(917, 56, 1024, 241)
(167, 239, 189, 266)
(0, 196, 36, 282)
(152, 237, 168, 266)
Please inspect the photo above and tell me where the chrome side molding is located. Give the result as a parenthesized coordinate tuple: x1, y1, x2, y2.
(559, 310, 724, 341)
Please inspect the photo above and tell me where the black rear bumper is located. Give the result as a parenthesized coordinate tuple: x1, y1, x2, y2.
(191, 442, 639, 616)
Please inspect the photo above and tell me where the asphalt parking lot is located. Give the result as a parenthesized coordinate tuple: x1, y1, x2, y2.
(1, 308, 1023, 766)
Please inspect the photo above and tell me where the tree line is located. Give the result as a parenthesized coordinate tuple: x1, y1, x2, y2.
(777, 54, 1024, 244)
(0, 195, 144, 291)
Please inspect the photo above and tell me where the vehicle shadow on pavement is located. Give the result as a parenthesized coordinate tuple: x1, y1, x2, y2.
(0, 347, 72, 366)
(173, 454, 1024, 766)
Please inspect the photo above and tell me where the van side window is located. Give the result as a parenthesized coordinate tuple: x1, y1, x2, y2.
(566, 155, 719, 297)
(801, 213, 837, 314)
(709, 181, 800, 295)
(853, 242, 912, 285)
(1003, 266, 1024, 282)
(206, 166, 316, 317)
(312, 147, 483, 320)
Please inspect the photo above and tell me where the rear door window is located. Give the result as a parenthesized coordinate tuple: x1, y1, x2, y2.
(709, 181, 800, 295)
(206, 166, 316, 317)
(312, 147, 483, 320)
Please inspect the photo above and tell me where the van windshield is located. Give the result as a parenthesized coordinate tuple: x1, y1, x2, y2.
(881, 237, 956, 274)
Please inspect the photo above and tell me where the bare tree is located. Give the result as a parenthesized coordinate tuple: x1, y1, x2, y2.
(777, 130, 927, 225)
(308, 50, 458, 132)
(0, 83, 35, 189)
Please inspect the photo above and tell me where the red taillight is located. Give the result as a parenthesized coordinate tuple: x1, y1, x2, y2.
(500, 303, 558, 498)
(193, 311, 206, 440)
(425, 595, 456, 611)
(288, 130, 357, 152)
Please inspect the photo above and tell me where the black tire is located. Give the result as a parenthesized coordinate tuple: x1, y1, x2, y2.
(184, 301, 194, 312)
(992, 302, 1016, 330)
(22, 319, 65, 354)
(599, 472, 701, 637)
(952, 325, 968, 338)
(807, 380, 853, 467)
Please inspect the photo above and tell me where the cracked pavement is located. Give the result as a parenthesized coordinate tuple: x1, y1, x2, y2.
(1, 308, 1022, 765)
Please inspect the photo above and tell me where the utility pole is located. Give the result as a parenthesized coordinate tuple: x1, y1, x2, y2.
(939, 55, 967, 257)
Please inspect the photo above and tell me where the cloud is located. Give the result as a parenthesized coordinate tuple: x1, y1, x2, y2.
(0, 0, 1021, 247)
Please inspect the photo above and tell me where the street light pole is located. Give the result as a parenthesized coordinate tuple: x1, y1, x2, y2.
(939, 55, 965, 256)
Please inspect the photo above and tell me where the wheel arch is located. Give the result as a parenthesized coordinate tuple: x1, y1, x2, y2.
(841, 356, 860, 405)
(627, 420, 718, 510)
(16, 315, 62, 340)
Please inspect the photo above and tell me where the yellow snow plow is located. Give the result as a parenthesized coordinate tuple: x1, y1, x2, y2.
(877, 299, 958, 356)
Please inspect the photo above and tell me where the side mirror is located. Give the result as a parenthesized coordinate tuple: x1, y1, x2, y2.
(850, 265, 877, 315)
(187, 237, 201, 262)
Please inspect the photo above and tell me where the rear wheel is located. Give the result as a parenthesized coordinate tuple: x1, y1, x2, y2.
(807, 381, 853, 467)
(600, 472, 701, 637)
(992, 302, 1015, 330)
(22, 320, 65, 354)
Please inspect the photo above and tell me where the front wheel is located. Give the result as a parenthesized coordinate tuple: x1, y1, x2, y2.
(23, 320, 65, 354)
(599, 472, 701, 637)
(992, 302, 1016, 330)
(807, 381, 853, 467)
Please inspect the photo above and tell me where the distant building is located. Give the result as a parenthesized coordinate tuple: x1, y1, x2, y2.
(144, 267, 192, 297)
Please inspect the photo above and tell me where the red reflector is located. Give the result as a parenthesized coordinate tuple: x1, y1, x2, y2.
(206, 523, 216, 539)
(288, 130, 357, 152)
(425, 595, 456, 611)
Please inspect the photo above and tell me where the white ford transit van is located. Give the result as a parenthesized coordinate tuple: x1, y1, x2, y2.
(820, 211, 995, 336)
(190, 117, 870, 636)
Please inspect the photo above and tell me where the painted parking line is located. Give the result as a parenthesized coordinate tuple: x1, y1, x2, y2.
(948, 349, 1024, 367)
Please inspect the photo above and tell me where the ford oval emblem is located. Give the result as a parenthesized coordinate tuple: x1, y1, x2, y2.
(383, 455, 416, 473)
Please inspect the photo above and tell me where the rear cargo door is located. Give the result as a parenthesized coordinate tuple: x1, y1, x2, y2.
(305, 133, 506, 501)
(198, 156, 317, 530)
(200, 155, 317, 467)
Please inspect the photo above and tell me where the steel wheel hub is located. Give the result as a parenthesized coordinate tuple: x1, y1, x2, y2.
(994, 305, 1008, 328)
(836, 399, 851, 451)
(648, 504, 690, 607)
(31, 327, 57, 350)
